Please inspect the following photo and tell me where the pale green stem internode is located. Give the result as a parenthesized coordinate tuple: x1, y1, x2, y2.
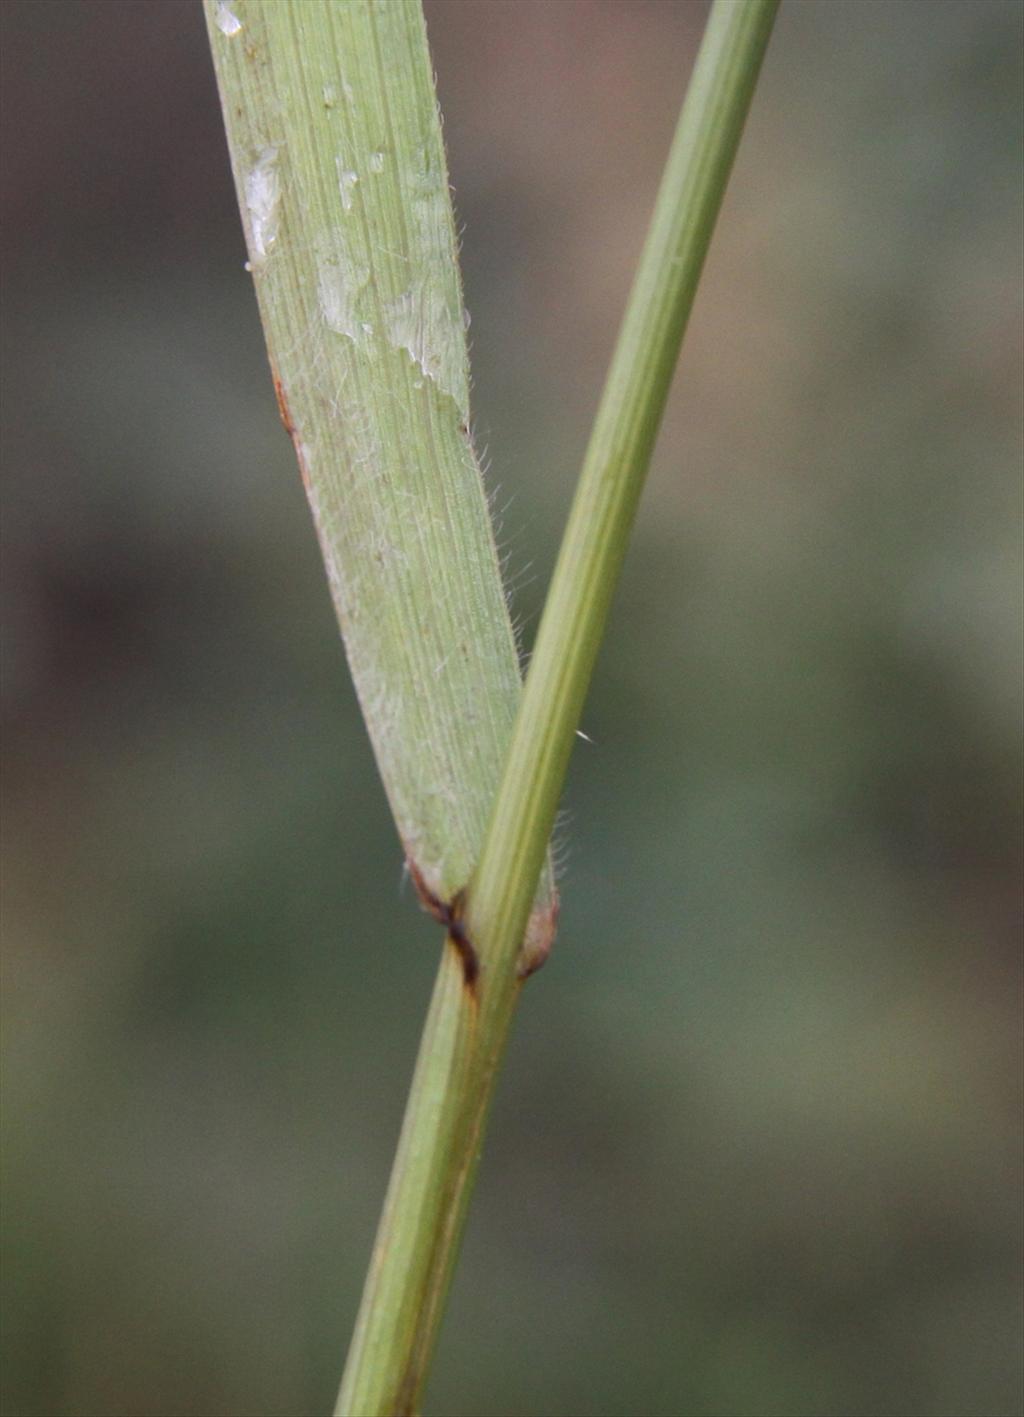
(338, 3, 779, 1414)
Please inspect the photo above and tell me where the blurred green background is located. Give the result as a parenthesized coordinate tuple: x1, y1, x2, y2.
(2, 2, 1021, 1415)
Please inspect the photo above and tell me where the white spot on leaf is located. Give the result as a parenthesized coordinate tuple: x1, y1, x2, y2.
(244, 148, 279, 263)
(215, 2, 242, 37)
(335, 160, 359, 211)
(384, 285, 464, 407)
(317, 258, 370, 344)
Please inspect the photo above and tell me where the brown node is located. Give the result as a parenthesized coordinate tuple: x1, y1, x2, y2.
(407, 859, 479, 993)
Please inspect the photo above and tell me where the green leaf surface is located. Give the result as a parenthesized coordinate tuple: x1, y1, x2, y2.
(204, 0, 555, 955)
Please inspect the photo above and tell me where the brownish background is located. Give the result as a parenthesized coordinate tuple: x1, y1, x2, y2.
(2, 3, 1022, 1415)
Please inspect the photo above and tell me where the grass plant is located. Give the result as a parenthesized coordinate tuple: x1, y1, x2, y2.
(206, 2, 778, 1411)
